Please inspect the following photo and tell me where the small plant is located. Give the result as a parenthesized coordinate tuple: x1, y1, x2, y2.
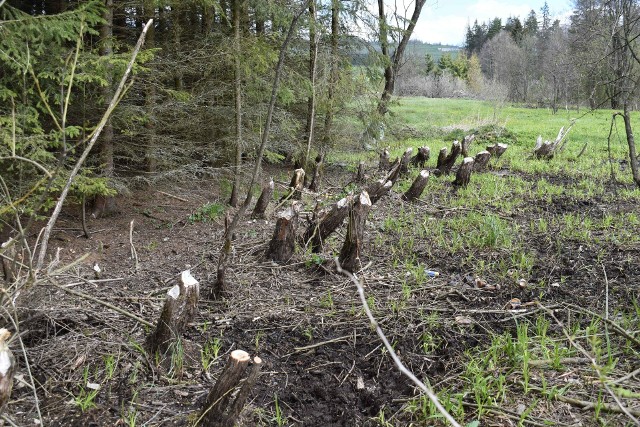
(201, 337, 222, 371)
(104, 354, 118, 380)
(320, 290, 334, 309)
(74, 387, 99, 413)
(272, 394, 287, 427)
(188, 202, 225, 224)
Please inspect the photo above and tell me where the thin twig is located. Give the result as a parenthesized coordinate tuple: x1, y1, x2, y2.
(335, 258, 461, 427)
(157, 191, 189, 202)
(129, 220, 139, 271)
(293, 335, 353, 352)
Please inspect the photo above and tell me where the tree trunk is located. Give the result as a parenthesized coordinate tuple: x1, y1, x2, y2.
(378, 148, 390, 171)
(402, 170, 429, 202)
(461, 134, 475, 157)
(304, 0, 318, 168)
(309, 151, 324, 192)
(251, 178, 274, 219)
(267, 202, 301, 262)
(338, 191, 372, 272)
(473, 150, 491, 171)
(435, 141, 461, 176)
(323, 0, 339, 145)
(283, 168, 305, 200)
(0, 329, 15, 410)
(355, 161, 366, 182)
(229, 0, 243, 207)
(303, 194, 352, 253)
(387, 147, 413, 182)
(198, 350, 263, 427)
(623, 106, 640, 188)
(366, 179, 393, 204)
(486, 143, 508, 159)
(144, 0, 157, 173)
(453, 157, 474, 187)
(410, 146, 430, 168)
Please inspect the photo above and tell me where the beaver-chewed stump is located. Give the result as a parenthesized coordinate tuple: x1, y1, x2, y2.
(402, 170, 429, 202)
(388, 147, 413, 182)
(453, 157, 475, 187)
(435, 140, 461, 176)
(410, 146, 430, 168)
(267, 202, 301, 263)
(251, 178, 274, 219)
(1, 239, 16, 284)
(378, 147, 390, 171)
(198, 350, 263, 427)
(487, 143, 508, 159)
(309, 152, 324, 192)
(146, 270, 200, 362)
(355, 161, 366, 183)
(338, 191, 372, 272)
(366, 178, 393, 204)
(0, 329, 15, 412)
(303, 195, 352, 253)
(461, 134, 476, 157)
(473, 150, 491, 171)
(284, 168, 305, 200)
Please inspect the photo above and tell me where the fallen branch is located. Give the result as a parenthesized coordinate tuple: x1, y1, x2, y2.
(335, 259, 461, 427)
(294, 334, 353, 352)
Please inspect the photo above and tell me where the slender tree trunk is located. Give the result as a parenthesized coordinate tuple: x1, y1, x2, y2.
(323, 0, 339, 145)
(623, 105, 640, 188)
(144, 0, 157, 173)
(229, 0, 243, 207)
(304, 0, 318, 168)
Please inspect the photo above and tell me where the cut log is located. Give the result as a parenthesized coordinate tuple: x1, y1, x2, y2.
(378, 148, 390, 171)
(366, 179, 393, 204)
(303, 195, 352, 253)
(473, 150, 491, 171)
(267, 202, 301, 263)
(453, 157, 475, 187)
(1, 240, 16, 284)
(251, 178, 274, 219)
(146, 271, 200, 360)
(284, 168, 305, 200)
(355, 161, 366, 183)
(308, 152, 324, 192)
(486, 143, 508, 159)
(338, 191, 372, 272)
(410, 146, 430, 168)
(402, 170, 429, 202)
(198, 350, 263, 427)
(435, 141, 461, 176)
(0, 329, 15, 411)
(461, 134, 476, 157)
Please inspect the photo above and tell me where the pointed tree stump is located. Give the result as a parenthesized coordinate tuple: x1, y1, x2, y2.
(461, 134, 476, 157)
(435, 141, 461, 176)
(267, 202, 301, 262)
(285, 168, 305, 200)
(436, 147, 447, 171)
(198, 350, 263, 427)
(453, 157, 475, 187)
(402, 170, 430, 202)
(473, 150, 491, 171)
(1, 240, 16, 284)
(338, 191, 372, 272)
(366, 178, 393, 204)
(378, 148, 390, 171)
(303, 195, 352, 253)
(355, 161, 366, 183)
(309, 152, 324, 192)
(410, 146, 430, 168)
(146, 271, 200, 360)
(534, 126, 571, 159)
(251, 178, 274, 219)
(487, 143, 508, 159)
(0, 329, 15, 411)
(387, 147, 413, 182)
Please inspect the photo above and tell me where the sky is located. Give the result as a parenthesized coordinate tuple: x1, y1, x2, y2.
(412, 0, 573, 46)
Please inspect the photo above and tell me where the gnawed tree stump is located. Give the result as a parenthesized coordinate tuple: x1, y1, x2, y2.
(309, 152, 324, 192)
(410, 146, 430, 168)
(0, 329, 15, 411)
(453, 157, 475, 187)
(473, 150, 491, 171)
(338, 191, 372, 272)
(267, 202, 301, 262)
(1, 240, 16, 284)
(378, 148, 390, 171)
(251, 178, 274, 219)
(461, 134, 476, 157)
(533, 125, 572, 160)
(198, 350, 263, 427)
(386, 147, 413, 183)
(486, 143, 508, 159)
(366, 179, 393, 204)
(146, 271, 200, 360)
(436, 147, 447, 170)
(355, 161, 366, 182)
(435, 141, 461, 176)
(285, 168, 305, 200)
(303, 195, 352, 253)
(402, 170, 429, 202)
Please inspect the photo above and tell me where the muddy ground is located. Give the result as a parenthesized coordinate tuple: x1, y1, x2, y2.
(6, 160, 640, 426)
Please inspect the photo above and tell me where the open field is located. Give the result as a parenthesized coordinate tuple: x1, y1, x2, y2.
(8, 98, 640, 426)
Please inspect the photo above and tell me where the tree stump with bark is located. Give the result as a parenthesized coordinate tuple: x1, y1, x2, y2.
(198, 350, 263, 427)
(366, 179, 393, 204)
(473, 150, 491, 171)
(486, 143, 508, 159)
(303, 195, 352, 253)
(267, 202, 301, 263)
(461, 134, 476, 157)
(533, 125, 572, 160)
(251, 178, 274, 219)
(0, 329, 15, 411)
(402, 170, 429, 202)
(355, 161, 366, 182)
(379, 148, 390, 171)
(309, 152, 324, 192)
(338, 191, 372, 272)
(453, 157, 475, 187)
(285, 168, 305, 200)
(146, 271, 200, 361)
(410, 146, 430, 168)
(435, 141, 461, 176)
(1, 240, 16, 284)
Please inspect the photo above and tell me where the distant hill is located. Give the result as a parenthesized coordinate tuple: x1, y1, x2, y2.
(351, 39, 461, 65)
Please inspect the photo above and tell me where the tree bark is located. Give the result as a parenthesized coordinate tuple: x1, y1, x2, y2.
(410, 146, 430, 168)
(473, 150, 491, 171)
(461, 134, 475, 157)
(267, 202, 301, 262)
(309, 151, 324, 192)
(251, 178, 274, 219)
(387, 147, 413, 182)
(304, 0, 318, 168)
(229, 0, 243, 207)
(323, 0, 339, 145)
(487, 143, 508, 159)
(338, 191, 372, 272)
(435, 141, 461, 176)
(623, 106, 640, 187)
(378, 148, 390, 171)
(402, 170, 429, 202)
(355, 161, 366, 182)
(366, 179, 393, 204)
(453, 157, 474, 187)
(303, 194, 352, 253)
(284, 168, 305, 200)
